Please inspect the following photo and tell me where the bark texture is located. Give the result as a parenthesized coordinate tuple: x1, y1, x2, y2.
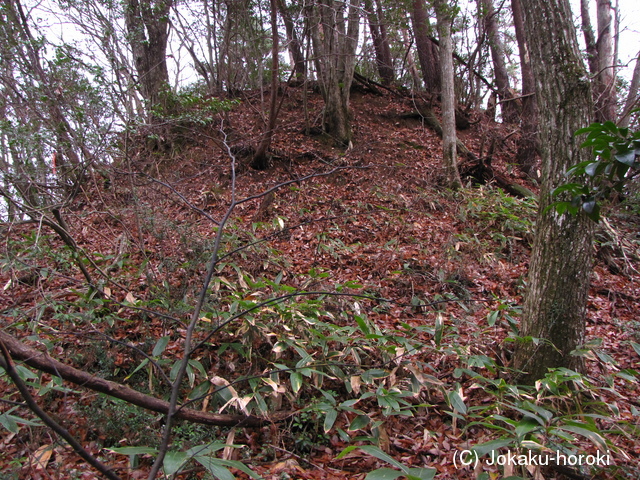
(309, 0, 360, 147)
(596, 0, 616, 121)
(513, 0, 595, 383)
(479, 0, 518, 123)
(511, 0, 539, 176)
(411, 0, 441, 93)
(124, 0, 172, 114)
(364, 0, 394, 85)
(433, 0, 462, 189)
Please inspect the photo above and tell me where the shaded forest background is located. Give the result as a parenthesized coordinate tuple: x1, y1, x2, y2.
(1, 0, 640, 479)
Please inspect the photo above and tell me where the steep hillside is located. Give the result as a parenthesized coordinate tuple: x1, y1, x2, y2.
(1, 85, 639, 479)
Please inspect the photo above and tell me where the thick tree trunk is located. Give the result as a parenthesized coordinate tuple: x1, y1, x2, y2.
(479, 0, 518, 124)
(411, 0, 441, 93)
(434, 0, 462, 189)
(513, 0, 595, 384)
(596, 0, 617, 121)
(124, 0, 172, 115)
(364, 0, 394, 85)
(511, 0, 539, 177)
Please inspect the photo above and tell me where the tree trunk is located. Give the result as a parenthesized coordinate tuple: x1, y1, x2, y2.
(277, 0, 306, 81)
(596, 0, 617, 121)
(511, 0, 540, 177)
(124, 0, 172, 116)
(580, 0, 599, 75)
(619, 50, 640, 128)
(434, 0, 462, 189)
(512, 0, 595, 384)
(479, 0, 518, 124)
(309, 0, 360, 147)
(364, 0, 394, 86)
(411, 0, 441, 93)
(251, 0, 279, 170)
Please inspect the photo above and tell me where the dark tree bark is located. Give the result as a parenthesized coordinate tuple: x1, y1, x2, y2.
(511, 0, 540, 176)
(251, 0, 279, 170)
(276, 0, 306, 81)
(411, 0, 441, 93)
(433, 0, 462, 189)
(124, 0, 173, 115)
(580, 0, 599, 75)
(479, 0, 518, 123)
(309, 0, 360, 147)
(364, 0, 394, 85)
(512, 0, 595, 384)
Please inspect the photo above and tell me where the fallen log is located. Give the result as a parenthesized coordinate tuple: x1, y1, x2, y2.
(0, 330, 268, 427)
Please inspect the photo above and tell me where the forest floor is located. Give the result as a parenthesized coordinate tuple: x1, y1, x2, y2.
(1, 83, 640, 480)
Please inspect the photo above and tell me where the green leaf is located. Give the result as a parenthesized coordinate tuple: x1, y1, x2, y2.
(559, 423, 608, 451)
(153, 336, 170, 357)
(324, 408, 338, 432)
(358, 445, 405, 470)
(192, 456, 235, 480)
(349, 414, 370, 431)
(472, 438, 513, 457)
(365, 468, 404, 480)
(290, 372, 302, 394)
(406, 467, 437, 480)
(631, 342, 640, 357)
(447, 390, 467, 415)
(107, 446, 157, 455)
(615, 150, 636, 166)
(163, 451, 188, 476)
(0, 413, 19, 433)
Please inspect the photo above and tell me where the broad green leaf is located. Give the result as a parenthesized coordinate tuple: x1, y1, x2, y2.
(615, 150, 636, 166)
(290, 372, 302, 393)
(324, 408, 338, 432)
(631, 342, 640, 357)
(349, 414, 370, 431)
(163, 451, 188, 476)
(152, 336, 170, 357)
(0, 413, 18, 433)
(472, 438, 513, 457)
(406, 467, 437, 480)
(365, 468, 404, 480)
(205, 458, 263, 479)
(192, 456, 235, 480)
(358, 445, 405, 471)
(559, 424, 608, 451)
(447, 390, 467, 415)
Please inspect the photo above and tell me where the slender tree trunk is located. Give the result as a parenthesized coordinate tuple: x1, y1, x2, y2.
(513, 0, 595, 384)
(364, 0, 394, 85)
(433, 0, 462, 189)
(619, 51, 640, 128)
(580, 0, 599, 75)
(596, 0, 617, 121)
(251, 0, 279, 170)
(277, 0, 306, 81)
(511, 0, 539, 177)
(309, 0, 360, 147)
(411, 0, 441, 93)
(479, 0, 518, 123)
